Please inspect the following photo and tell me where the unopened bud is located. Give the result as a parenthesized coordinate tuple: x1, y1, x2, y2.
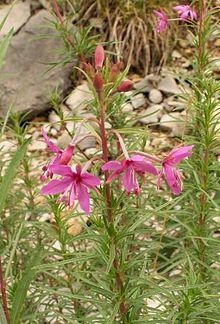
(95, 45, 105, 70)
(60, 145, 74, 164)
(93, 73, 104, 94)
(117, 80, 133, 92)
(82, 62, 95, 79)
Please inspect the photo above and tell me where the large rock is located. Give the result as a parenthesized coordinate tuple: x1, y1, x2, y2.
(0, 1, 31, 37)
(0, 10, 72, 118)
(158, 76, 181, 95)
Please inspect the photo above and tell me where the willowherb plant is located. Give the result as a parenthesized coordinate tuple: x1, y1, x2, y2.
(0, 1, 219, 323)
(38, 42, 194, 322)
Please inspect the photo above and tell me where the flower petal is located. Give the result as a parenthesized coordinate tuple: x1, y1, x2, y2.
(41, 128, 61, 154)
(41, 178, 72, 195)
(165, 146, 193, 164)
(132, 160, 158, 175)
(77, 183, 90, 214)
(102, 160, 122, 172)
(60, 145, 74, 164)
(81, 173, 101, 187)
(122, 167, 138, 193)
(50, 165, 73, 177)
(163, 165, 181, 195)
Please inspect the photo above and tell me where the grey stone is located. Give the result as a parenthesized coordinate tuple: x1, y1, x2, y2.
(57, 132, 71, 150)
(160, 112, 185, 137)
(49, 111, 61, 131)
(0, 10, 72, 118)
(0, 1, 31, 37)
(172, 50, 182, 59)
(131, 93, 146, 110)
(139, 104, 163, 124)
(158, 76, 181, 95)
(66, 82, 93, 112)
(134, 74, 160, 93)
(149, 89, 163, 104)
(122, 102, 133, 113)
(29, 140, 46, 152)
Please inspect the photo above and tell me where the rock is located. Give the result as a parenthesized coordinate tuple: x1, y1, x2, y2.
(0, 1, 31, 37)
(122, 102, 133, 113)
(164, 96, 185, 112)
(0, 10, 72, 118)
(139, 104, 163, 124)
(131, 93, 146, 110)
(49, 111, 61, 130)
(66, 83, 93, 113)
(29, 140, 46, 151)
(160, 112, 185, 137)
(134, 77, 152, 93)
(172, 50, 182, 59)
(149, 89, 163, 104)
(57, 133, 71, 150)
(76, 125, 96, 150)
(158, 76, 181, 95)
(0, 140, 15, 152)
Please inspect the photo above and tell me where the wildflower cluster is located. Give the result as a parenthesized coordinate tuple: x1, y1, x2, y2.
(40, 45, 193, 215)
(154, 4, 197, 32)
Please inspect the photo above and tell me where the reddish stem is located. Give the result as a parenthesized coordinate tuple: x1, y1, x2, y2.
(50, 0, 75, 49)
(0, 257, 9, 324)
(98, 93, 127, 323)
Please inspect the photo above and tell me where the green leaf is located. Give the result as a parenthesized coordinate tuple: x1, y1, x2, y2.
(10, 248, 45, 324)
(0, 139, 30, 214)
(106, 243, 115, 274)
(0, 28, 13, 69)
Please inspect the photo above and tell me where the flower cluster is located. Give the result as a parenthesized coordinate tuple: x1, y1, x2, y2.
(40, 45, 194, 215)
(154, 4, 197, 33)
(40, 128, 193, 214)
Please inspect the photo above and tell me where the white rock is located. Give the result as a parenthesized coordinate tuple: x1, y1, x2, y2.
(66, 82, 93, 112)
(122, 102, 133, 113)
(0, 1, 31, 37)
(57, 133, 71, 150)
(49, 111, 61, 130)
(172, 50, 182, 59)
(131, 93, 146, 110)
(0, 140, 15, 152)
(29, 140, 46, 152)
(149, 89, 163, 104)
(160, 112, 185, 137)
(158, 76, 181, 95)
(139, 105, 163, 124)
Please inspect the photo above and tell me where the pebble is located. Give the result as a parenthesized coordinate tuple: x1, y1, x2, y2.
(139, 104, 163, 124)
(149, 89, 163, 104)
(49, 111, 61, 130)
(131, 93, 146, 110)
(29, 140, 46, 152)
(122, 103, 133, 113)
(158, 76, 181, 95)
(160, 112, 184, 137)
(66, 82, 93, 112)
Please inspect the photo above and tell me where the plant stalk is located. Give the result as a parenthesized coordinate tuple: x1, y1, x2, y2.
(0, 257, 9, 324)
(98, 93, 128, 323)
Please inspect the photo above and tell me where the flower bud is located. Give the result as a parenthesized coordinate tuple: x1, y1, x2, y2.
(95, 45, 105, 70)
(117, 80, 133, 92)
(93, 73, 104, 94)
(60, 144, 74, 164)
(82, 62, 95, 79)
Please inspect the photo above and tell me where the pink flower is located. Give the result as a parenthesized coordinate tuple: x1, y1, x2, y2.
(173, 5, 197, 21)
(102, 155, 158, 194)
(41, 165, 100, 214)
(95, 45, 105, 70)
(154, 10, 168, 33)
(157, 146, 193, 195)
(40, 128, 74, 181)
